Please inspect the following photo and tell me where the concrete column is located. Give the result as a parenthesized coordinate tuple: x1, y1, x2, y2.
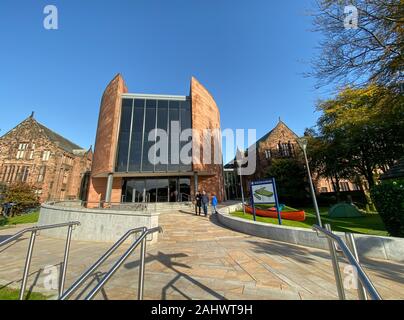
(193, 171, 198, 196)
(105, 173, 113, 204)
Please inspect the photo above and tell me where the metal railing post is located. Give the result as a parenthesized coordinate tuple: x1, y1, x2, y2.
(138, 237, 146, 300)
(345, 232, 368, 300)
(19, 230, 37, 300)
(59, 224, 73, 298)
(325, 224, 346, 300)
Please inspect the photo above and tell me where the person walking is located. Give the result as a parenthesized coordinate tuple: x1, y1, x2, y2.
(201, 191, 209, 217)
(211, 194, 218, 214)
(195, 191, 202, 215)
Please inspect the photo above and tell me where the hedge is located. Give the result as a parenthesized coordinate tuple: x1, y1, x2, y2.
(371, 179, 404, 237)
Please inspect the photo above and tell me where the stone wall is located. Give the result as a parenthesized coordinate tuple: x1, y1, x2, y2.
(0, 117, 92, 202)
(38, 203, 160, 244)
(190, 77, 225, 201)
(91, 74, 128, 177)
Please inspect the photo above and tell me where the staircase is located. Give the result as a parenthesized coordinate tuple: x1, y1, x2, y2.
(148, 202, 194, 212)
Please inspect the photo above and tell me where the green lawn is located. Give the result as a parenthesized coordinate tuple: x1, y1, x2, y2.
(231, 206, 388, 236)
(0, 210, 40, 227)
(0, 286, 48, 300)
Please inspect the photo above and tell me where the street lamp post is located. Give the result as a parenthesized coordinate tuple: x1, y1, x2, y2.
(236, 149, 246, 214)
(297, 137, 323, 227)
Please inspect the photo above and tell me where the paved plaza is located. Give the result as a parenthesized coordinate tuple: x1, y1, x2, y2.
(0, 208, 403, 300)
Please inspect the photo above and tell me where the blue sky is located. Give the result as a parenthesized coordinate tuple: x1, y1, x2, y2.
(0, 0, 329, 163)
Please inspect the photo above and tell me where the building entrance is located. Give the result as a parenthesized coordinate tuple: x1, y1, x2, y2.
(122, 177, 191, 203)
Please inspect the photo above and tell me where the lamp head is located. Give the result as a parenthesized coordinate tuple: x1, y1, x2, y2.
(296, 137, 308, 151)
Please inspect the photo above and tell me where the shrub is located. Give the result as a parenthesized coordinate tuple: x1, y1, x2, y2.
(371, 179, 404, 237)
(2, 183, 40, 216)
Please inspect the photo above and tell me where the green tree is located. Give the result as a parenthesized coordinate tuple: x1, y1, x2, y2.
(306, 130, 353, 202)
(316, 84, 404, 188)
(265, 158, 308, 206)
(3, 183, 40, 216)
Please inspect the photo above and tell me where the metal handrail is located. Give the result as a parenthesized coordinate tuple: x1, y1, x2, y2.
(312, 224, 382, 300)
(0, 221, 80, 300)
(85, 226, 163, 300)
(60, 226, 147, 300)
(0, 222, 79, 247)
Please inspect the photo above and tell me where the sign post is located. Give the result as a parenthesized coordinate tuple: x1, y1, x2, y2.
(249, 178, 282, 225)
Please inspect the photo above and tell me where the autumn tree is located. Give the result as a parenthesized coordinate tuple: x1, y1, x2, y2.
(311, 84, 403, 208)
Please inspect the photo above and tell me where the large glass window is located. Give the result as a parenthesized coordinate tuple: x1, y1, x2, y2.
(168, 101, 179, 172)
(122, 177, 190, 203)
(155, 100, 168, 172)
(116, 97, 192, 173)
(116, 99, 133, 172)
(180, 100, 192, 171)
(142, 100, 157, 172)
(128, 99, 145, 172)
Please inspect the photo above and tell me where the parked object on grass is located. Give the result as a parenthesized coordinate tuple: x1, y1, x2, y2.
(245, 205, 305, 222)
(328, 203, 363, 218)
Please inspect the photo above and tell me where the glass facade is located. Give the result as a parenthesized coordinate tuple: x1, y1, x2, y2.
(121, 177, 191, 203)
(116, 97, 192, 173)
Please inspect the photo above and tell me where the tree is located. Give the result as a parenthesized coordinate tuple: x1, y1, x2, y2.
(317, 84, 403, 184)
(305, 130, 353, 201)
(313, 84, 403, 209)
(265, 158, 308, 206)
(311, 0, 403, 88)
(3, 183, 40, 216)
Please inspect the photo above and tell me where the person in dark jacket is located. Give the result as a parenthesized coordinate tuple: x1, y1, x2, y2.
(201, 191, 209, 217)
(195, 191, 202, 215)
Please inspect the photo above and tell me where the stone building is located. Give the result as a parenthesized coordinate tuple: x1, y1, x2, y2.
(0, 114, 92, 202)
(224, 120, 360, 200)
(87, 74, 225, 207)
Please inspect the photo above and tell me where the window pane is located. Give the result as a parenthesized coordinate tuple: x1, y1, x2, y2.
(142, 100, 157, 172)
(115, 99, 133, 172)
(179, 100, 192, 172)
(168, 101, 179, 172)
(128, 99, 145, 172)
(155, 100, 168, 172)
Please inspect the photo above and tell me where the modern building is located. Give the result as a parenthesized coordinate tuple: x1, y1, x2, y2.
(0, 114, 93, 202)
(87, 74, 225, 206)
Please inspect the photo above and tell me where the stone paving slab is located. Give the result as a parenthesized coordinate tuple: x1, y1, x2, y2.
(0, 209, 403, 300)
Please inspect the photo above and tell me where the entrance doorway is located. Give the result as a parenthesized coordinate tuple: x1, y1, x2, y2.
(169, 179, 178, 202)
(122, 177, 191, 203)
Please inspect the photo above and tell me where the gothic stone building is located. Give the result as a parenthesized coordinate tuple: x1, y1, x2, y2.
(224, 120, 359, 200)
(0, 115, 92, 202)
